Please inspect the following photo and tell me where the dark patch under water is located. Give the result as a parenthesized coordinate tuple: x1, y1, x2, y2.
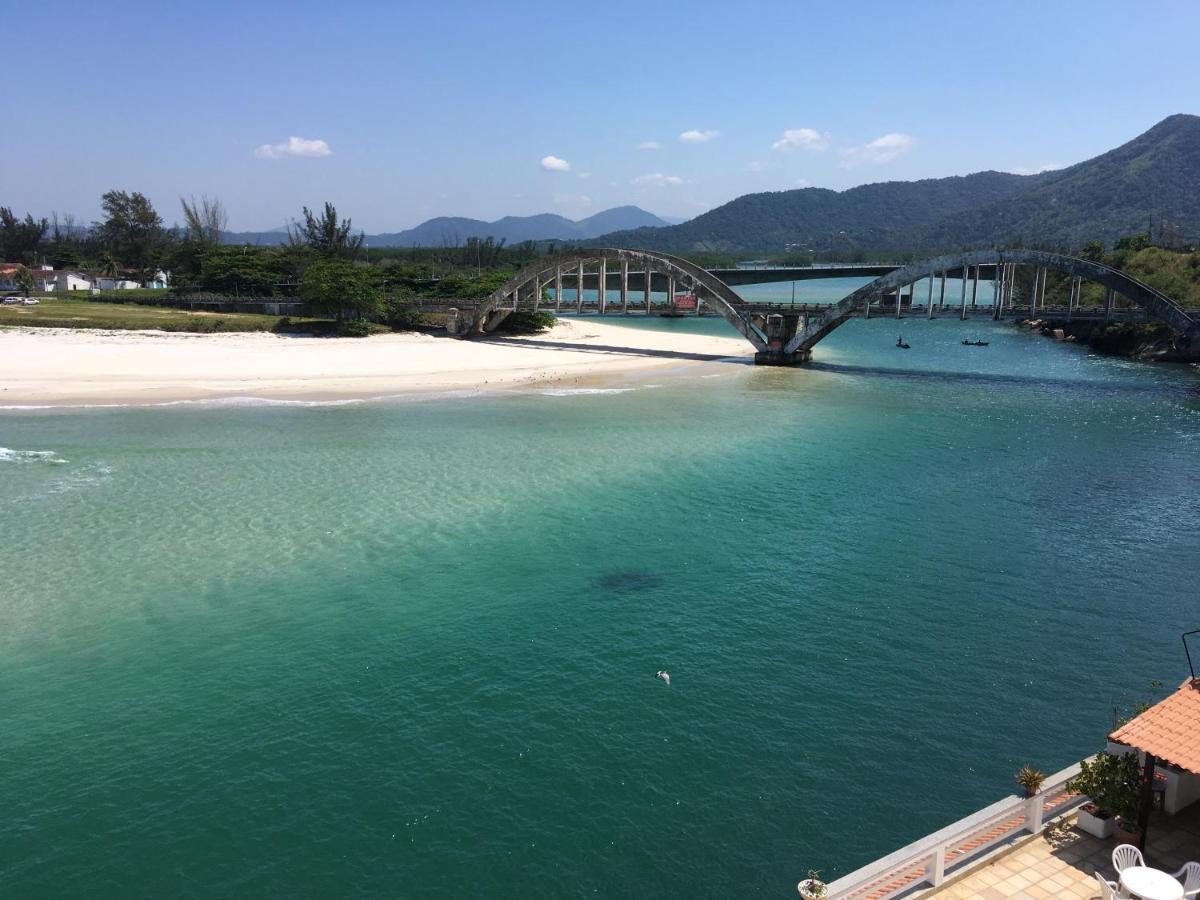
(595, 570, 663, 593)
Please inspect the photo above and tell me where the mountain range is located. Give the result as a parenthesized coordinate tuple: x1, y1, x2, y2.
(222, 206, 672, 247)
(593, 114, 1200, 253)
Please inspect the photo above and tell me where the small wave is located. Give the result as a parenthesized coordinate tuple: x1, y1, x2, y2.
(539, 388, 636, 397)
(0, 447, 69, 464)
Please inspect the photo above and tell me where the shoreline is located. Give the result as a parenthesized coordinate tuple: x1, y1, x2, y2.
(0, 320, 752, 409)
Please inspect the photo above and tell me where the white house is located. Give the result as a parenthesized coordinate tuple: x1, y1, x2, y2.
(0, 264, 91, 292)
(95, 275, 141, 291)
(56, 272, 92, 291)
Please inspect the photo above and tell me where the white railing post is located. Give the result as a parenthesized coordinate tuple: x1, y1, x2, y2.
(1024, 793, 1044, 834)
(928, 845, 946, 886)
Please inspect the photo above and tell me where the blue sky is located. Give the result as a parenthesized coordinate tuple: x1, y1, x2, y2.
(6, 0, 1200, 231)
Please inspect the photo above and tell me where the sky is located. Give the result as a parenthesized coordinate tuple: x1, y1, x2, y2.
(5, 0, 1200, 233)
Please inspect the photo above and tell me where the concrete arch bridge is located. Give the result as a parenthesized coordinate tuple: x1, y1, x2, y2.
(446, 248, 1200, 365)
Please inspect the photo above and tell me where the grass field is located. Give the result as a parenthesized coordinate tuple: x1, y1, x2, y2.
(0, 299, 324, 333)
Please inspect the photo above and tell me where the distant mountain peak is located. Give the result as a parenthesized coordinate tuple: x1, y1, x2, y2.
(592, 115, 1200, 252)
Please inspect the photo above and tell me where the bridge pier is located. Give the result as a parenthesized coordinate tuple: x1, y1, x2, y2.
(576, 261, 584, 314)
(555, 267, 562, 312)
(598, 260, 607, 314)
(754, 313, 810, 365)
(960, 264, 968, 319)
(621, 260, 629, 314)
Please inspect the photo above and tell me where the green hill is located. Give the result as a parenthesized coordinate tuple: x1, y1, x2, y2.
(595, 115, 1200, 254)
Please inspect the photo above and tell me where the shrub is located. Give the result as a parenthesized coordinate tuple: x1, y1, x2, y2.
(1066, 751, 1140, 818)
(336, 319, 376, 337)
(384, 297, 425, 331)
(491, 310, 556, 334)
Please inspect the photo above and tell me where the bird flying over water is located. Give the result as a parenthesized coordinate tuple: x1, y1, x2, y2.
(656, 670, 670, 686)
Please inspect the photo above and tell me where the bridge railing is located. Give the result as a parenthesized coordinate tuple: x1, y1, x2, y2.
(822, 761, 1083, 900)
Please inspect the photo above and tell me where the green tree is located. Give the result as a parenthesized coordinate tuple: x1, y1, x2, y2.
(14, 264, 34, 294)
(180, 195, 227, 246)
(290, 202, 364, 259)
(1081, 240, 1106, 262)
(0, 208, 48, 264)
(200, 246, 278, 296)
(1114, 233, 1150, 253)
(299, 259, 381, 321)
(98, 190, 164, 278)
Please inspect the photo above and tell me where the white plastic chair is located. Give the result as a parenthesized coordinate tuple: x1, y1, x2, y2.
(1093, 871, 1119, 899)
(1112, 843, 1145, 873)
(1173, 861, 1200, 898)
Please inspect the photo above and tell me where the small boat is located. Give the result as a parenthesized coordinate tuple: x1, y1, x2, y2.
(896, 336, 910, 349)
(961, 339, 989, 346)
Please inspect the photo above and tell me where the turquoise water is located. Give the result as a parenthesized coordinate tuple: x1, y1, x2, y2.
(2, 316, 1199, 897)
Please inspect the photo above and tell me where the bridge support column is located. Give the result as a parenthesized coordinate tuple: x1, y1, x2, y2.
(1067, 276, 1077, 321)
(960, 264, 968, 320)
(971, 266, 979, 308)
(927, 272, 934, 319)
(667, 275, 675, 314)
(482, 308, 513, 332)
(621, 260, 629, 314)
(1028, 267, 1039, 316)
(1105, 287, 1114, 322)
(754, 313, 809, 365)
(895, 287, 902, 319)
(939, 271, 946, 309)
(645, 269, 652, 313)
(598, 260, 607, 314)
(576, 262, 584, 314)
(532, 275, 540, 311)
(555, 267, 562, 312)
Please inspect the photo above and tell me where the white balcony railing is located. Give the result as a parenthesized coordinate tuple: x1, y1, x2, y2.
(823, 761, 1085, 899)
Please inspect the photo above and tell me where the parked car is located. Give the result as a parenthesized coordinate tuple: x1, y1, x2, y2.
(2, 296, 23, 305)
(21, 298, 39, 305)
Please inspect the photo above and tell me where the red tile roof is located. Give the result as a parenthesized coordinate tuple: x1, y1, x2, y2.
(1109, 678, 1200, 774)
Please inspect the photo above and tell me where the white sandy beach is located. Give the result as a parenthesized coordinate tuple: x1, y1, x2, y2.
(0, 319, 753, 407)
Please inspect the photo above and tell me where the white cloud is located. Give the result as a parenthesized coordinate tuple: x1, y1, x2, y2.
(1010, 162, 1063, 175)
(636, 140, 662, 150)
(577, 171, 592, 179)
(253, 136, 333, 159)
(840, 133, 916, 168)
(679, 129, 719, 143)
(795, 178, 812, 188)
(554, 193, 592, 206)
(771, 128, 829, 153)
(540, 155, 571, 172)
(746, 160, 765, 172)
(632, 173, 685, 187)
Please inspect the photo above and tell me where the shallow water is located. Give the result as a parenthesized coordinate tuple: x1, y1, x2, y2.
(2, 315, 1198, 897)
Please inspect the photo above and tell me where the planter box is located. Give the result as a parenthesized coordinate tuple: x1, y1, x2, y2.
(1076, 806, 1116, 839)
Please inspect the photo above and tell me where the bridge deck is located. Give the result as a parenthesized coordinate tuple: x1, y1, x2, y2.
(418, 297, 1171, 323)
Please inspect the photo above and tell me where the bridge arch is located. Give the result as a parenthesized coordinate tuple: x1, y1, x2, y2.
(786, 248, 1199, 356)
(462, 248, 768, 351)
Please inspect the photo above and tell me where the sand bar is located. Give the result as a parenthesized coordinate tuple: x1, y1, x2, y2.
(0, 319, 753, 407)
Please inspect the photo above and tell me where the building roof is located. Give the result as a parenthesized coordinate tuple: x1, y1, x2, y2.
(1109, 678, 1200, 774)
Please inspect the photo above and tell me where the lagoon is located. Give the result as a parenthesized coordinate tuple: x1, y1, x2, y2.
(1, 315, 1198, 897)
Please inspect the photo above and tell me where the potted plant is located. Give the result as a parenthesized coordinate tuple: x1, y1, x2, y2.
(1016, 765, 1047, 797)
(797, 869, 827, 899)
(1066, 751, 1140, 840)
